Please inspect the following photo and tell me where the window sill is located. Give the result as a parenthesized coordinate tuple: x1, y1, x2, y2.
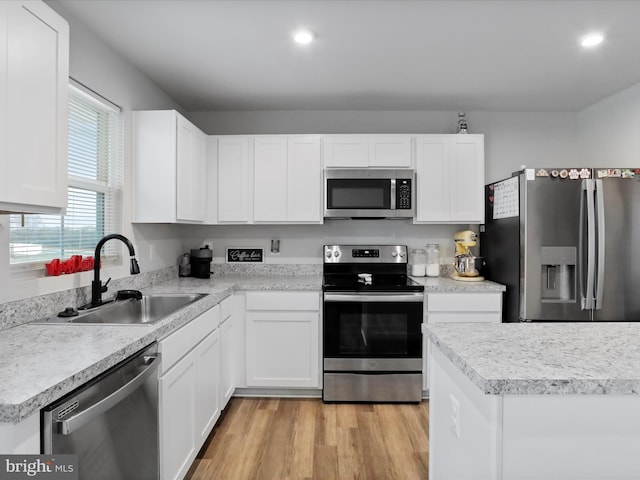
(10, 255, 120, 280)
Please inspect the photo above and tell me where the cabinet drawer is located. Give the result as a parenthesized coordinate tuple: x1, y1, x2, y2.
(245, 291, 320, 311)
(220, 295, 235, 321)
(159, 305, 220, 374)
(427, 293, 501, 312)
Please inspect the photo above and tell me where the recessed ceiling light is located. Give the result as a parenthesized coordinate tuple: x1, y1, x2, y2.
(293, 29, 314, 45)
(580, 33, 604, 48)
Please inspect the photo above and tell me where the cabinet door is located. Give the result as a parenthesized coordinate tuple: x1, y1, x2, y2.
(245, 311, 319, 388)
(415, 135, 450, 222)
(176, 115, 206, 222)
(369, 135, 411, 168)
(160, 351, 197, 480)
(194, 330, 220, 445)
(253, 136, 287, 222)
(449, 135, 484, 223)
(220, 315, 235, 408)
(323, 135, 368, 167)
(218, 136, 250, 222)
(287, 136, 322, 222)
(2, 1, 68, 213)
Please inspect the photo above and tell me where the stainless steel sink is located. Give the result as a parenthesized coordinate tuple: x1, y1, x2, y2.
(33, 293, 208, 325)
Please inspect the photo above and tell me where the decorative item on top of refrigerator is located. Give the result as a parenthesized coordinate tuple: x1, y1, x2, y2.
(481, 167, 640, 322)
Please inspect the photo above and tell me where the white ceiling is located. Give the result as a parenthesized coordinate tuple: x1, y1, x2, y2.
(52, 0, 640, 112)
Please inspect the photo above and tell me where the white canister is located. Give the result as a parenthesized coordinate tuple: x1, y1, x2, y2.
(425, 243, 440, 277)
(410, 249, 426, 276)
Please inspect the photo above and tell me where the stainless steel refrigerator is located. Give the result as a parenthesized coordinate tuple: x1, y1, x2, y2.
(480, 167, 640, 322)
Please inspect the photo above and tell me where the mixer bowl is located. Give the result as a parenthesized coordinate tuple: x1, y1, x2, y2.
(455, 256, 485, 277)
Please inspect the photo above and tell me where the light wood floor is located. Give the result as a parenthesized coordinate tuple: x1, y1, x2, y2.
(185, 397, 429, 480)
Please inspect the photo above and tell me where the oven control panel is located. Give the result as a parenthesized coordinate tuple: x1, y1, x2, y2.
(324, 245, 407, 263)
(352, 249, 379, 258)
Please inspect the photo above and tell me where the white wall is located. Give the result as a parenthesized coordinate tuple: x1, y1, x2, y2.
(577, 81, 640, 166)
(179, 222, 465, 266)
(0, 3, 186, 303)
(189, 110, 579, 183)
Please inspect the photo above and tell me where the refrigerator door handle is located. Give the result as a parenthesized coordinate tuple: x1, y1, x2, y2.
(594, 179, 605, 309)
(580, 180, 596, 310)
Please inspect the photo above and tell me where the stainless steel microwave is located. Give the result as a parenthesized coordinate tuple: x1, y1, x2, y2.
(324, 169, 414, 219)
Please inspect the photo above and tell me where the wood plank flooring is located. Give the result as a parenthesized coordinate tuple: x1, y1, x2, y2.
(185, 397, 429, 480)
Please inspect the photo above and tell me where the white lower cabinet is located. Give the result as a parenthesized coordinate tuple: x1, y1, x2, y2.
(245, 291, 320, 388)
(423, 292, 502, 392)
(219, 295, 237, 409)
(159, 305, 221, 480)
(159, 349, 197, 480)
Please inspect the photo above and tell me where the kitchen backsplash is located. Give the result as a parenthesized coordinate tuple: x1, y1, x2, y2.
(211, 263, 322, 276)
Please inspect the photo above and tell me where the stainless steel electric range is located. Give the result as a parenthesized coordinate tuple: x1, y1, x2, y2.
(322, 245, 424, 403)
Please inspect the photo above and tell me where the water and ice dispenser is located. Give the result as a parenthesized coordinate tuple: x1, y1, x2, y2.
(541, 246, 576, 302)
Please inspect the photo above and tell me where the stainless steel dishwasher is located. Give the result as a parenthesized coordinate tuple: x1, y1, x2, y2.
(42, 343, 160, 480)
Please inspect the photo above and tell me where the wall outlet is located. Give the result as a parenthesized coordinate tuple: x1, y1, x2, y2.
(450, 393, 461, 439)
(270, 239, 280, 254)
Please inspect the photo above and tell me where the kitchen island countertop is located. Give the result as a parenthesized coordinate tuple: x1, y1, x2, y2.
(426, 321, 640, 395)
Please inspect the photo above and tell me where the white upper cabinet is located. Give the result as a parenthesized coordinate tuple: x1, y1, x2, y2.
(253, 136, 288, 222)
(176, 115, 206, 222)
(287, 136, 322, 222)
(217, 136, 251, 223)
(415, 134, 484, 223)
(253, 135, 322, 223)
(369, 135, 412, 167)
(0, 1, 69, 214)
(323, 135, 411, 168)
(133, 110, 206, 223)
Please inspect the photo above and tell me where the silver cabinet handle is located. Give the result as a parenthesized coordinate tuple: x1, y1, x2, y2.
(324, 293, 424, 303)
(58, 354, 160, 435)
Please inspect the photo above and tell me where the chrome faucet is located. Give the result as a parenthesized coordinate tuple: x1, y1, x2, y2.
(90, 234, 140, 307)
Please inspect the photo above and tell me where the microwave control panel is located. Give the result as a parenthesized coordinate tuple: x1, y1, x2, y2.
(396, 179, 412, 209)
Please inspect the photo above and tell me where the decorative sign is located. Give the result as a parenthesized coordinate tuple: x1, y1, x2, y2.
(226, 248, 263, 263)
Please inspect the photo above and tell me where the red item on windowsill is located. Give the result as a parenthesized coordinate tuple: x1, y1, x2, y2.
(45, 256, 95, 276)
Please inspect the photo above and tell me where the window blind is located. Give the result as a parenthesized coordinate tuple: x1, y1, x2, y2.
(9, 84, 123, 267)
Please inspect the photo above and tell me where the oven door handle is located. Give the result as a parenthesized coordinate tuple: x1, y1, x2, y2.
(324, 293, 424, 303)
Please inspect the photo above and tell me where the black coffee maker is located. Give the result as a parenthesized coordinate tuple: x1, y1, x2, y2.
(190, 245, 212, 279)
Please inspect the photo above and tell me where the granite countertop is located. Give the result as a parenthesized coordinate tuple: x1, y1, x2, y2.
(0, 271, 502, 424)
(410, 275, 505, 292)
(0, 274, 322, 424)
(426, 322, 640, 395)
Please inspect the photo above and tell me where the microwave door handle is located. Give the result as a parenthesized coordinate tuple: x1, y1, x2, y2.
(390, 178, 396, 210)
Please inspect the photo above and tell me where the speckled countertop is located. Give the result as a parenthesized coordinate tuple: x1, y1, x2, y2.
(0, 271, 503, 424)
(410, 275, 505, 292)
(0, 274, 321, 424)
(426, 322, 640, 395)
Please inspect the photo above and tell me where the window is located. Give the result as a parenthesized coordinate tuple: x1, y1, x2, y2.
(9, 82, 123, 269)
